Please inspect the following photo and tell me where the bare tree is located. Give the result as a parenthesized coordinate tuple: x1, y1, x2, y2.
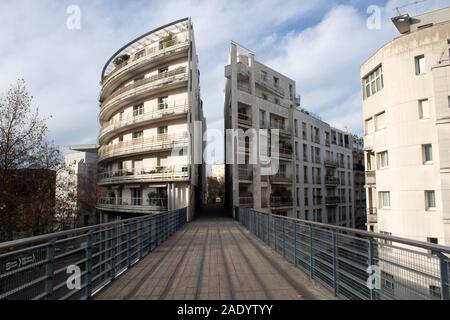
(0, 80, 62, 241)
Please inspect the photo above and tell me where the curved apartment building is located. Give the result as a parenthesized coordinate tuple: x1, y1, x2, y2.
(362, 8, 450, 245)
(97, 18, 205, 222)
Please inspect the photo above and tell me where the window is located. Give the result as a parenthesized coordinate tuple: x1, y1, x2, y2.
(429, 286, 441, 299)
(261, 70, 267, 81)
(427, 237, 439, 255)
(274, 97, 279, 105)
(294, 119, 298, 137)
(375, 111, 386, 130)
(425, 191, 436, 210)
(381, 272, 395, 293)
(422, 144, 433, 164)
(363, 65, 383, 98)
(158, 126, 168, 134)
(273, 76, 279, 87)
(158, 66, 169, 74)
(259, 110, 266, 127)
(134, 50, 145, 61)
(419, 99, 430, 119)
(448, 96, 450, 108)
(262, 93, 268, 100)
(133, 104, 144, 116)
(415, 55, 426, 75)
(132, 131, 143, 139)
(158, 96, 168, 109)
(378, 151, 389, 169)
(380, 191, 391, 208)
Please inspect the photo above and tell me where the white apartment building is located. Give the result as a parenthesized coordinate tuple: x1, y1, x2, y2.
(97, 18, 206, 222)
(225, 42, 355, 226)
(60, 145, 99, 227)
(362, 8, 450, 245)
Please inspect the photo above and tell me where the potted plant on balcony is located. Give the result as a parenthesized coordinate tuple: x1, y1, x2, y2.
(113, 54, 130, 68)
(160, 33, 175, 50)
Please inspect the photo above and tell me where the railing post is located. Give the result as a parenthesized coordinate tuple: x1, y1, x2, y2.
(282, 218, 286, 258)
(368, 238, 378, 300)
(85, 230, 93, 299)
(45, 238, 55, 300)
(332, 230, 338, 296)
(309, 225, 314, 279)
(111, 225, 117, 280)
(126, 223, 132, 268)
(137, 220, 142, 260)
(294, 222, 297, 266)
(438, 253, 450, 300)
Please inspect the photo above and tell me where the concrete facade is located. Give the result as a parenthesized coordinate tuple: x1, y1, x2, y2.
(97, 18, 206, 222)
(224, 42, 356, 227)
(362, 8, 450, 245)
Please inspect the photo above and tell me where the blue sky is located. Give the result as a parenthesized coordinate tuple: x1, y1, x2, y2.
(1, 0, 449, 161)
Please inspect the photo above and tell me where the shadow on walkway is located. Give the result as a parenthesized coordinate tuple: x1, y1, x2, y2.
(195, 204, 232, 220)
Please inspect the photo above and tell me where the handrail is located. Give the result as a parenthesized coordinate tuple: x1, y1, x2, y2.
(238, 208, 450, 254)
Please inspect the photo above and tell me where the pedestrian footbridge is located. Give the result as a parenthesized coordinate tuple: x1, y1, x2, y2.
(0, 206, 449, 300)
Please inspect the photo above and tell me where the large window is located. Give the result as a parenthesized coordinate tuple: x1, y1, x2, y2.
(423, 144, 433, 164)
(365, 118, 374, 135)
(378, 151, 389, 169)
(419, 99, 430, 119)
(415, 55, 426, 75)
(375, 111, 386, 130)
(425, 191, 436, 210)
(363, 65, 383, 99)
(380, 191, 391, 208)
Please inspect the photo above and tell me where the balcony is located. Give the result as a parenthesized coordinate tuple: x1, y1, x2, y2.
(325, 176, 340, 186)
(99, 101, 189, 142)
(101, 39, 190, 93)
(325, 196, 341, 206)
(225, 62, 250, 80)
(238, 113, 252, 126)
(367, 208, 378, 223)
(101, 67, 188, 115)
(270, 196, 293, 208)
(295, 95, 301, 107)
(98, 166, 189, 185)
(237, 82, 251, 94)
(314, 136, 320, 144)
(97, 197, 168, 213)
(239, 195, 253, 208)
(98, 133, 188, 162)
(366, 171, 376, 185)
(238, 166, 253, 181)
(270, 174, 293, 184)
(255, 77, 285, 97)
(324, 160, 338, 168)
(270, 122, 291, 137)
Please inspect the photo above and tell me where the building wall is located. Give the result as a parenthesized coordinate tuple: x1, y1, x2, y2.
(362, 16, 450, 244)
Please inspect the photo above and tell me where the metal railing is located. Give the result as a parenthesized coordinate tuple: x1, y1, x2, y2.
(98, 166, 189, 185)
(235, 207, 450, 300)
(98, 133, 188, 162)
(101, 67, 188, 109)
(99, 101, 189, 139)
(0, 208, 187, 300)
(98, 197, 169, 212)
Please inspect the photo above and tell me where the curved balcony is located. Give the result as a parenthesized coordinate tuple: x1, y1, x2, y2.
(100, 67, 188, 121)
(97, 197, 167, 214)
(99, 101, 189, 143)
(101, 40, 190, 98)
(98, 133, 189, 163)
(98, 166, 189, 186)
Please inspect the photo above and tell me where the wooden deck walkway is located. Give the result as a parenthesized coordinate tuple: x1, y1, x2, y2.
(95, 207, 332, 300)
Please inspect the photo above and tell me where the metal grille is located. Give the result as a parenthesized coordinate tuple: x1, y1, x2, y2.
(236, 207, 450, 300)
(0, 209, 187, 300)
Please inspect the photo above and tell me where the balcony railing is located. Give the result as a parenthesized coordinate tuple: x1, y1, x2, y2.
(270, 122, 291, 136)
(102, 39, 189, 86)
(239, 196, 253, 208)
(98, 166, 189, 185)
(101, 67, 188, 109)
(366, 171, 376, 185)
(324, 160, 338, 168)
(237, 113, 252, 126)
(236, 208, 450, 300)
(99, 101, 189, 139)
(325, 176, 340, 186)
(98, 197, 168, 213)
(237, 83, 251, 94)
(238, 166, 253, 180)
(256, 77, 285, 97)
(270, 196, 293, 208)
(325, 196, 341, 205)
(270, 174, 293, 183)
(98, 133, 188, 162)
